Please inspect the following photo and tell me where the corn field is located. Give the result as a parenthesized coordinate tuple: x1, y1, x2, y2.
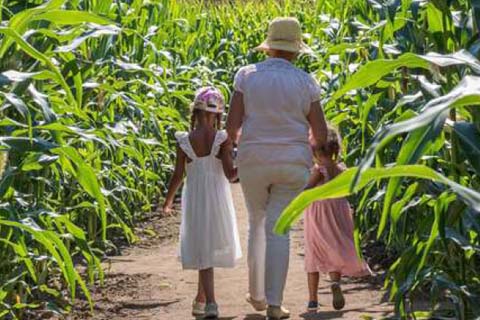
(0, 0, 479, 319)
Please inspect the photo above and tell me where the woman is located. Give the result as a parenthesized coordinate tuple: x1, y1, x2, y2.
(226, 17, 328, 319)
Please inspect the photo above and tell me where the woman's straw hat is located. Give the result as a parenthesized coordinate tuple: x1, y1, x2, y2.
(254, 17, 312, 54)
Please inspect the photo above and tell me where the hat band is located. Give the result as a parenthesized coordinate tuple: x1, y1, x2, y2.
(255, 38, 312, 54)
(267, 38, 302, 46)
(191, 101, 224, 113)
(267, 36, 302, 42)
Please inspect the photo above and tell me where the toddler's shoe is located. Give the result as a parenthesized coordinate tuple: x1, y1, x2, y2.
(246, 293, 267, 311)
(307, 300, 318, 312)
(191, 300, 205, 316)
(331, 282, 345, 310)
(204, 303, 219, 319)
(267, 305, 290, 319)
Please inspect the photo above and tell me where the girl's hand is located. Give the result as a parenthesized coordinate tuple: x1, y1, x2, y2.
(162, 144, 186, 217)
(162, 202, 173, 216)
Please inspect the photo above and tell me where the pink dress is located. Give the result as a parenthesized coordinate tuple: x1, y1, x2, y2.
(304, 164, 372, 276)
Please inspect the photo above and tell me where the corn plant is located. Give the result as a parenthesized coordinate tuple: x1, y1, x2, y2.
(1, 0, 480, 319)
(276, 0, 480, 318)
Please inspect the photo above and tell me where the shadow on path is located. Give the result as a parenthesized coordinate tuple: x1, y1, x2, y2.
(300, 308, 392, 319)
(243, 314, 265, 320)
(120, 299, 180, 309)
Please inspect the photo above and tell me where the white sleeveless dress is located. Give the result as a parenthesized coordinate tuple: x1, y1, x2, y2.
(175, 130, 242, 270)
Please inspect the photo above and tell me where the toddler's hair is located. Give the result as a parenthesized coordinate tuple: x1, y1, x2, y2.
(315, 125, 342, 161)
(190, 109, 222, 130)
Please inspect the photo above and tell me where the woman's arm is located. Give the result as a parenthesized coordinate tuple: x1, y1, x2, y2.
(226, 91, 245, 144)
(304, 168, 324, 190)
(219, 137, 238, 181)
(307, 100, 328, 148)
(162, 145, 187, 214)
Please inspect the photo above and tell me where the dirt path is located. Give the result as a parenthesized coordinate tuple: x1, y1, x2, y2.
(73, 185, 394, 320)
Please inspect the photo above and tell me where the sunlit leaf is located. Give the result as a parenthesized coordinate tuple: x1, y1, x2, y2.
(274, 165, 480, 234)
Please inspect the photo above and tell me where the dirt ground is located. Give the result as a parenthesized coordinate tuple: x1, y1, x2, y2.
(71, 184, 394, 320)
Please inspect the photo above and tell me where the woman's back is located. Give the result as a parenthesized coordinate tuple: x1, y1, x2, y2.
(233, 58, 322, 167)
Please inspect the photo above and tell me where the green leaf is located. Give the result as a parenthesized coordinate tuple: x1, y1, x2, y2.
(274, 165, 480, 235)
(52, 147, 107, 242)
(332, 50, 480, 101)
(378, 112, 447, 238)
(55, 25, 120, 53)
(28, 84, 57, 123)
(31, 10, 112, 25)
(331, 53, 430, 100)
(473, 0, 480, 36)
(1, 92, 29, 119)
(0, 137, 57, 152)
(353, 75, 480, 189)
(0, 0, 65, 56)
(426, 2, 444, 33)
(0, 70, 52, 84)
(0, 238, 38, 283)
(420, 50, 480, 74)
(0, 27, 75, 105)
(453, 121, 480, 176)
(21, 153, 58, 171)
(0, 219, 78, 300)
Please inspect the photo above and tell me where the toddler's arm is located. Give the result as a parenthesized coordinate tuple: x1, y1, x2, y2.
(219, 137, 238, 182)
(163, 145, 187, 214)
(324, 160, 345, 179)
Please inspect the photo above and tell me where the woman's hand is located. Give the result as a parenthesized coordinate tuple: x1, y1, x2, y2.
(229, 167, 240, 183)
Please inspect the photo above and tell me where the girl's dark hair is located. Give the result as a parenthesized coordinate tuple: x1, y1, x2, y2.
(190, 109, 222, 130)
(316, 125, 342, 161)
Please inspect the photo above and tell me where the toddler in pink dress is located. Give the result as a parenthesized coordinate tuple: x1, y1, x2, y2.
(304, 125, 372, 312)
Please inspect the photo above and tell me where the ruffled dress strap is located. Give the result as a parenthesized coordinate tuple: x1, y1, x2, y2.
(211, 130, 228, 156)
(175, 131, 197, 160)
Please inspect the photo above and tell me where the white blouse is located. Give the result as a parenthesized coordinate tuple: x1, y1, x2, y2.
(234, 58, 322, 168)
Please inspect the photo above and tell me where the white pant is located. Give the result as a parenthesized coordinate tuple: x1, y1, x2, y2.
(239, 164, 309, 306)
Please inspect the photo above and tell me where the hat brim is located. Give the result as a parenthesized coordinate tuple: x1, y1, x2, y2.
(190, 102, 224, 114)
(254, 39, 313, 54)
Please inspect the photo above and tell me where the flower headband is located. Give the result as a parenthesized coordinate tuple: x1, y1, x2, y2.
(190, 87, 225, 114)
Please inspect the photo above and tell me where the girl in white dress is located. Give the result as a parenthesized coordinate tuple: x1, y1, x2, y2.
(163, 87, 242, 318)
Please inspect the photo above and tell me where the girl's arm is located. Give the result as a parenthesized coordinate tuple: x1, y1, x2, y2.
(304, 168, 324, 190)
(219, 137, 237, 181)
(162, 145, 187, 214)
